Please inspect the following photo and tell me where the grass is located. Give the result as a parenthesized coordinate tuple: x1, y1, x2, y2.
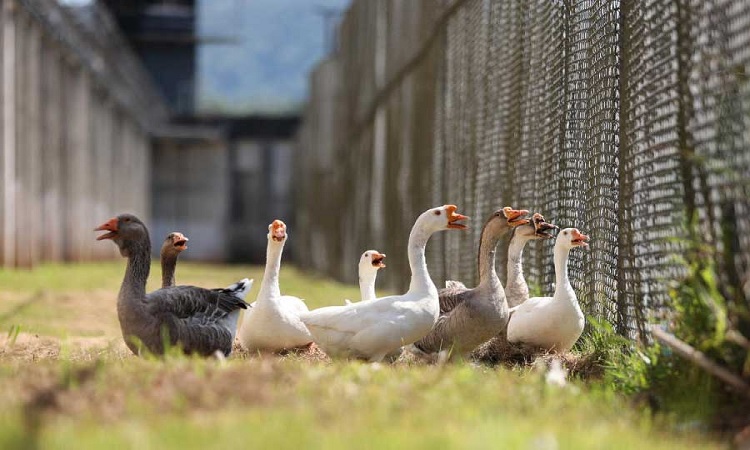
(0, 261, 724, 449)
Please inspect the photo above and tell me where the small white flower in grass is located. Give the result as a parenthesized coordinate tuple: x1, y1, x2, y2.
(213, 350, 227, 365)
(436, 349, 451, 365)
(545, 358, 567, 388)
(530, 432, 558, 450)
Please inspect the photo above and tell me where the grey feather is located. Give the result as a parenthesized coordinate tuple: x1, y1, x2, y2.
(438, 282, 470, 313)
(412, 209, 522, 358)
(98, 213, 252, 358)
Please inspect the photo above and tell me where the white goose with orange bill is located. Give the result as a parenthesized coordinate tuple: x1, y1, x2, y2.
(239, 220, 313, 353)
(300, 205, 469, 362)
(505, 213, 559, 308)
(344, 250, 387, 305)
(506, 228, 590, 352)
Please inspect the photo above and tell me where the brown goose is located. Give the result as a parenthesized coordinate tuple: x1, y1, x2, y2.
(506, 213, 558, 308)
(95, 214, 251, 356)
(160, 232, 188, 288)
(410, 207, 529, 359)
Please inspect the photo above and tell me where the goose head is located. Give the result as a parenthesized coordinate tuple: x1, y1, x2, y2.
(480, 207, 529, 239)
(418, 204, 469, 233)
(268, 220, 287, 243)
(556, 228, 590, 250)
(501, 207, 531, 227)
(360, 250, 386, 273)
(95, 213, 149, 257)
(498, 206, 529, 228)
(162, 232, 189, 257)
(514, 213, 558, 241)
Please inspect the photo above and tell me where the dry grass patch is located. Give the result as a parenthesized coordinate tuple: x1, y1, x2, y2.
(0, 262, 729, 449)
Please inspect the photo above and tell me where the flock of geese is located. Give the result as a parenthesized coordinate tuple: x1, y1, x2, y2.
(94, 204, 589, 362)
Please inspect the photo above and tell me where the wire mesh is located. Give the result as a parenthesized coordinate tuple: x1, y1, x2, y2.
(295, 0, 750, 338)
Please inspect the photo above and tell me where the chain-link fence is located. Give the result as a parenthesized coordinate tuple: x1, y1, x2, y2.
(295, 0, 750, 339)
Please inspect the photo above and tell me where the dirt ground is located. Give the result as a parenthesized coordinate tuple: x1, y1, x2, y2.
(0, 332, 129, 362)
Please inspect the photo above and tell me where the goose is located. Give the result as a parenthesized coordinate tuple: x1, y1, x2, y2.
(506, 213, 558, 308)
(347, 250, 403, 361)
(160, 232, 188, 288)
(410, 207, 529, 359)
(300, 205, 468, 362)
(344, 250, 387, 305)
(506, 228, 589, 352)
(238, 220, 313, 352)
(95, 214, 251, 356)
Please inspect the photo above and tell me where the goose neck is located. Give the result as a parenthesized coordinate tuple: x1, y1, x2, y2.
(407, 224, 436, 294)
(477, 220, 507, 284)
(259, 239, 284, 300)
(506, 235, 530, 289)
(553, 244, 573, 296)
(119, 238, 151, 308)
(160, 253, 177, 288)
(359, 270, 378, 301)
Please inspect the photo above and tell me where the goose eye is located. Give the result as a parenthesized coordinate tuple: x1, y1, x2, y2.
(563, 231, 568, 235)
(364, 253, 369, 257)
(434, 210, 441, 216)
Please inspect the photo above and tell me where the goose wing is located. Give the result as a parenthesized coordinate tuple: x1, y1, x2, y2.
(412, 301, 471, 355)
(280, 295, 309, 313)
(146, 284, 250, 355)
(438, 281, 471, 313)
(147, 285, 249, 320)
(300, 297, 399, 356)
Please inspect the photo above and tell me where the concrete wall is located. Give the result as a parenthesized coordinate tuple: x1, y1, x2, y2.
(0, 0, 166, 268)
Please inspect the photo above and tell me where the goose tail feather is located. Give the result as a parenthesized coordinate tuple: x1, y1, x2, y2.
(213, 278, 253, 307)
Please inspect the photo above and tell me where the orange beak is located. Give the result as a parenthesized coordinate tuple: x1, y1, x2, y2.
(95, 218, 118, 240)
(371, 252, 386, 268)
(503, 207, 530, 227)
(271, 219, 287, 242)
(445, 205, 468, 229)
(571, 229, 590, 247)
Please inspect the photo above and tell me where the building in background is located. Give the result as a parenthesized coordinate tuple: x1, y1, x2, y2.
(151, 116, 299, 262)
(101, 0, 343, 261)
(101, 0, 197, 114)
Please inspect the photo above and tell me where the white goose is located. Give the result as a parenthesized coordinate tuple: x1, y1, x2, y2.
(239, 220, 313, 352)
(506, 213, 558, 308)
(345, 250, 387, 305)
(506, 228, 589, 352)
(300, 205, 468, 362)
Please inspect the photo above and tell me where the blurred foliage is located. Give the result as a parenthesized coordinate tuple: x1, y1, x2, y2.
(594, 213, 750, 423)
